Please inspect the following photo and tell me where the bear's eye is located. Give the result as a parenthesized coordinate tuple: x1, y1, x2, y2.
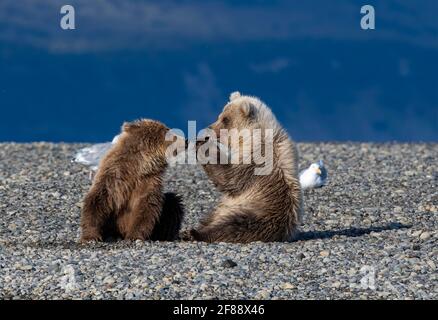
(222, 116, 230, 125)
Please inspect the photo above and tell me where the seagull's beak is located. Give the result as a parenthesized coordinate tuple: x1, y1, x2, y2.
(314, 167, 322, 175)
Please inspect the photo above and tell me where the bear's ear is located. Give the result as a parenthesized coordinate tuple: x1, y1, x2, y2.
(240, 101, 257, 119)
(122, 120, 142, 133)
(229, 91, 241, 101)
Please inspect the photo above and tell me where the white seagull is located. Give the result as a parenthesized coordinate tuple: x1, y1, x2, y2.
(299, 160, 328, 190)
(72, 134, 120, 179)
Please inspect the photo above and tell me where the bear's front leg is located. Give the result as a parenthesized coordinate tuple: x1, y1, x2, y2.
(179, 228, 215, 242)
(80, 229, 103, 243)
(179, 229, 199, 241)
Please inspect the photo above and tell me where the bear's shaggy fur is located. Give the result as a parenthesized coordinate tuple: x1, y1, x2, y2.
(80, 119, 185, 242)
(182, 92, 304, 243)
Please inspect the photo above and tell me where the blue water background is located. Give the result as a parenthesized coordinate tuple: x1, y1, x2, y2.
(0, 0, 437, 142)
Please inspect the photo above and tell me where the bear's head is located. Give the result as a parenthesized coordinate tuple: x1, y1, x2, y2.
(207, 91, 279, 137)
(196, 92, 279, 175)
(121, 119, 186, 162)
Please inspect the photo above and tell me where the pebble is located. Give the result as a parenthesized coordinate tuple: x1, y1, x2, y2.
(21, 265, 33, 271)
(282, 283, 295, 290)
(320, 250, 330, 257)
(419, 232, 431, 240)
(221, 259, 238, 268)
(426, 260, 436, 270)
(103, 276, 116, 285)
(412, 230, 422, 237)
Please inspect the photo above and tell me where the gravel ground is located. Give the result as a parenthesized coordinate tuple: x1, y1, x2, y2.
(0, 142, 436, 299)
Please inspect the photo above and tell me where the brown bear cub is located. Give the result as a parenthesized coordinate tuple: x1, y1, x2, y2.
(80, 119, 185, 242)
(182, 92, 304, 243)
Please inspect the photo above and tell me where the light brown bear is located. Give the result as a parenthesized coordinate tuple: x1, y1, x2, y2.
(80, 119, 185, 242)
(182, 92, 304, 243)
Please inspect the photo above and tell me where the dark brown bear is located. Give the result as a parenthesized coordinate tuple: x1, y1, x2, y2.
(80, 119, 185, 242)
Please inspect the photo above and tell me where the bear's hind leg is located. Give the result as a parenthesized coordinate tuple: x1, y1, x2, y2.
(150, 193, 184, 241)
(124, 183, 163, 241)
(182, 209, 271, 243)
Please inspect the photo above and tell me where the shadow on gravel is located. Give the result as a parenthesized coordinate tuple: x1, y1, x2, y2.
(298, 222, 412, 241)
(2, 223, 412, 248)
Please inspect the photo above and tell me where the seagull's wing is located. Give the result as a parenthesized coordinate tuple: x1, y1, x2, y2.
(73, 142, 113, 169)
(73, 134, 121, 170)
(299, 169, 315, 190)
